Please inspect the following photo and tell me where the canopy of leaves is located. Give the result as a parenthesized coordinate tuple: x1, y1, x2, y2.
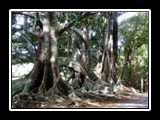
(118, 12, 148, 88)
(12, 12, 149, 90)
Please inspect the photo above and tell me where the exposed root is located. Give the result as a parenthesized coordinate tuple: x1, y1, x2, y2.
(12, 84, 138, 108)
(113, 83, 138, 95)
(12, 78, 32, 97)
(12, 93, 49, 108)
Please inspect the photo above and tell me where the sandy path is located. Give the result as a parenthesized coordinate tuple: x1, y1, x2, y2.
(98, 93, 148, 108)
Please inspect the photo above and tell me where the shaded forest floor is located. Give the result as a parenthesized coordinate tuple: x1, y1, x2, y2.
(13, 92, 148, 109)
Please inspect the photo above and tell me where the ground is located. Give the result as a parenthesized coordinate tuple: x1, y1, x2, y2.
(109, 92, 148, 108)
(54, 92, 148, 108)
(14, 92, 148, 108)
(12, 64, 148, 109)
(94, 92, 148, 108)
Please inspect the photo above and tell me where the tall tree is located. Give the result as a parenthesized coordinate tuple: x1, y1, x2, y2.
(12, 12, 97, 97)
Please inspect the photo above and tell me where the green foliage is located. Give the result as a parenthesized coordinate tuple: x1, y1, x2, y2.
(118, 12, 149, 88)
(12, 14, 17, 25)
(58, 32, 70, 57)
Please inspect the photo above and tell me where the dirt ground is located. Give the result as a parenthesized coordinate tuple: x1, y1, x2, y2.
(92, 92, 148, 108)
(108, 92, 148, 108)
(31, 92, 148, 109)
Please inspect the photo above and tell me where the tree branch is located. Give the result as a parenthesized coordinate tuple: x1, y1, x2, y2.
(71, 28, 89, 48)
(12, 12, 35, 19)
(12, 50, 34, 63)
(12, 23, 33, 33)
(19, 33, 36, 60)
(59, 12, 96, 36)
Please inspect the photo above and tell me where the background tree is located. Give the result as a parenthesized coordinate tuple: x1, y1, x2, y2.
(118, 12, 148, 89)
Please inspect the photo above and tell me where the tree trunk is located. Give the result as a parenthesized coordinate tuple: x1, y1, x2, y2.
(69, 26, 95, 88)
(121, 47, 132, 79)
(113, 12, 119, 84)
(140, 78, 144, 93)
(101, 12, 113, 83)
(12, 12, 69, 98)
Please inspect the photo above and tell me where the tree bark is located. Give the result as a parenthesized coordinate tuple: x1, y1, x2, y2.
(121, 47, 132, 79)
(113, 12, 119, 84)
(12, 12, 69, 97)
(101, 12, 113, 83)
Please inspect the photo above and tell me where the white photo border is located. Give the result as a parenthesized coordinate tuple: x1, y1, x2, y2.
(9, 9, 151, 111)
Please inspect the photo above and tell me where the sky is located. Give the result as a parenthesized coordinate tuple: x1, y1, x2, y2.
(118, 12, 138, 23)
